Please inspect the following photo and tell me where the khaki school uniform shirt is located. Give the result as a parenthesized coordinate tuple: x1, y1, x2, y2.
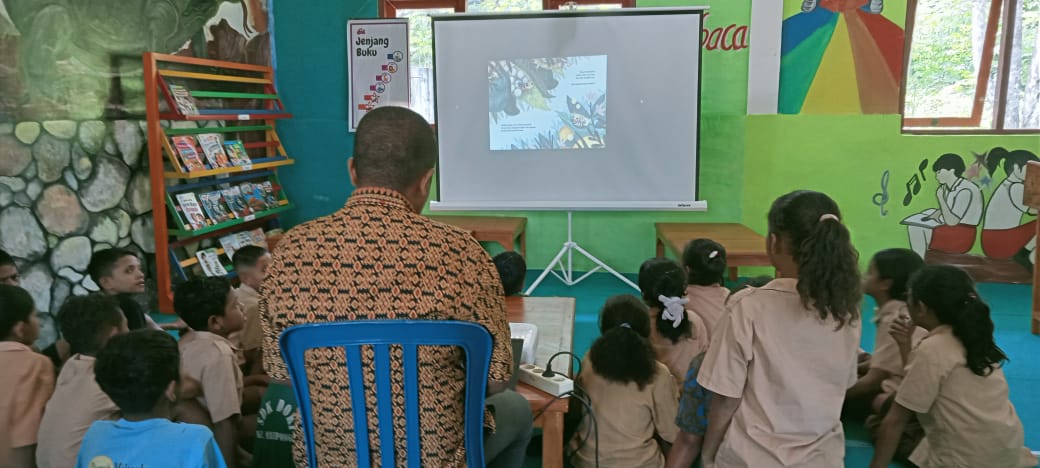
(180, 330, 244, 424)
(686, 284, 730, 339)
(570, 357, 679, 468)
(233, 284, 262, 352)
(870, 300, 927, 395)
(650, 310, 710, 390)
(698, 278, 860, 468)
(0, 342, 54, 462)
(35, 354, 117, 468)
(896, 325, 1037, 468)
(261, 187, 513, 467)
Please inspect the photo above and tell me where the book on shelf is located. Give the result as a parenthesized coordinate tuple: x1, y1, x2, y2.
(175, 193, 208, 230)
(171, 136, 206, 172)
(240, 182, 269, 212)
(261, 181, 278, 207)
(199, 191, 233, 224)
(197, 134, 231, 169)
(220, 186, 252, 218)
(218, 234, 243, 261)
(237, 228, 268, 249)
(224, 140, 252, 166)
(169, 84, 199, 115)
(195, 248, 226, 277)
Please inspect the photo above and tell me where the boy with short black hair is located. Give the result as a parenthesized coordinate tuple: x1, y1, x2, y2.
(0, 284, 54, 468)
(175, 277, 248, 467)
(231, 245, 271, 375)
(36, 294, 127, 468)
(76, 330, 226, 468)
(87, 248, 155, 331)
(0, 249, 21, 286)
(493, 251, 527, 296)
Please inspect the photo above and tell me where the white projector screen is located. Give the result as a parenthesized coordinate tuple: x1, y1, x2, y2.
(429, 8, 707, 211)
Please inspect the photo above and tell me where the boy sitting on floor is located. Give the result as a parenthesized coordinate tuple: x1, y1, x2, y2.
(77, 330, 226, 468)
(230, 245, 271, 377)
(175, 277, 253, 467)
(36, 294, 128, 468)
(0, 284, 54, 468)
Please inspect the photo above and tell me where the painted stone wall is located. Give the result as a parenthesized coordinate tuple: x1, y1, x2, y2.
(0, 119, 153, 346)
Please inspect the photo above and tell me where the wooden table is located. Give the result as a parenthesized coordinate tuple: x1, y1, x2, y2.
(1022, 161, 1040, 334)
(429, 215, 528, 256)
(506, 296, 576, 468)
(655, 222, 771, 280)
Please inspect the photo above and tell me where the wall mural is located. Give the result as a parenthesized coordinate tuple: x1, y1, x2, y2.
(0, 0, 271, 348)
(899, 148, 1039, 283)
(779, 0, 906, 114)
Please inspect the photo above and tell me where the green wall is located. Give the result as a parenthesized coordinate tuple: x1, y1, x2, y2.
(741, 114, 1040, 266)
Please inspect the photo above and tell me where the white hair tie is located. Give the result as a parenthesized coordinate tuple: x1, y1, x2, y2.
(708, 250, 719, 259)
(658, 295, 689, 328)
(819, 213, 839, 223)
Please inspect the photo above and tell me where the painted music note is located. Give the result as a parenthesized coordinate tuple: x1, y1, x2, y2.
(873, 170, 890, 216)
(918, 159, 929, 181)
(902, 174, 922, 206)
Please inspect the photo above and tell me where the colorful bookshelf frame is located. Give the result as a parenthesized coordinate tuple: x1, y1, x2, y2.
(144, 52, 294, 314)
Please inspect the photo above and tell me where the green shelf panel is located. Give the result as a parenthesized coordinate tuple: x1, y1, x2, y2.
(190, 91, 279, 99)
(165, 125, 272, 136)
(169, 204, 292, 238)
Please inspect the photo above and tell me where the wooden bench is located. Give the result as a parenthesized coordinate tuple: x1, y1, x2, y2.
(655, 222, 771, 280)
(428, 215, 527, 256)
(1021, 161, 1040, 334)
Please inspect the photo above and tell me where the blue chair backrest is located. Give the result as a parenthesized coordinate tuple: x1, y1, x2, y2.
(279, 320, 493, 468)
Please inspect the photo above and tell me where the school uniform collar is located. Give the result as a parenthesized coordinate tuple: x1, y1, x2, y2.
(761, 277, 799, 293)
(238, 283, 259, 299)
(180, 330, 234, 347)
(872, 300, 906, 325)
(0, 341, 32, 352)
(924, 324, 954, 339)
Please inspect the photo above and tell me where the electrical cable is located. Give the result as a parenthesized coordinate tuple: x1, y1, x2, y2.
(542, 350, 582, 378)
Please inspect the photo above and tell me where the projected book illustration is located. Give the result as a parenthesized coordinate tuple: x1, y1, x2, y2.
(488, 55, 607, 151)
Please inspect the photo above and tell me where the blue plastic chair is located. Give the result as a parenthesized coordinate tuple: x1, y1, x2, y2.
(279, 320, 493, 468)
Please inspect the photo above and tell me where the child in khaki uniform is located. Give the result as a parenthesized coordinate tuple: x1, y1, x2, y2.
(569, 295, 678, 468)
(698, 191, 862, 467)
(174, 277, 248, 467)
(639, 258, 710, 390)
(681, 239, 730, 339)
(36, 294, 128, 468)
(0, 284, 54, 468)
(870, 266, 1038, 468)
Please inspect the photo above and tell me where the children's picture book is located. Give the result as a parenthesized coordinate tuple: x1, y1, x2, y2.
(218, 234, 243, 260)
(197, 134, 231, 168)
(224, 140, 252, 166)
(169, 84, 199, 115)
(175, 193, 208, 230)
(261, 181, 278, 207)
(236, 228, 267, 249)
(240, 182, 269, 212)
(220, 186, 252, 218)
(195, 248, 226, 277)
(900, 208, 942, 229)
(199, 191, 232, 224)
(171, 136, 206, 172)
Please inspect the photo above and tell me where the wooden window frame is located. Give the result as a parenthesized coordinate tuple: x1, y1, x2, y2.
(381, 0, 465, 18)
(542, 0, 635, 10)
(900, 0, 1039, 134)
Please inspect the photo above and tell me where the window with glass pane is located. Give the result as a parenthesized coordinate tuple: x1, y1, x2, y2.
(903, 0, 1040, 132)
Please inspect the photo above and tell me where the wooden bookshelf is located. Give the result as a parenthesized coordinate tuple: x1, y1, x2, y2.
(144, 52, 295, 314)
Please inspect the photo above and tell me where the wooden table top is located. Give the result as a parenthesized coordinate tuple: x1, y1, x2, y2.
(655, 222, 767, 258)
(428, 215, 527, 236)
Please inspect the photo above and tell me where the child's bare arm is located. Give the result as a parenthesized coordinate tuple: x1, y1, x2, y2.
(212, 416, 239, 467)
(889, 318, 914, 366)
(869, 403, 912, 468)
(701, 395, 740, 464)
(665, 432, 704, 468)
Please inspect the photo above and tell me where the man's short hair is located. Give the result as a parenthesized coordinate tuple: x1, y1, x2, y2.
(88, 248, 138, 284)
(0, 249, 14, 267)
(58, 294, 125, 355)
(353, 106, 437, 191)
(493, 251, 527, 296)
(232, 245, 268, 271)
(95, 330, 180, 414)
(173, 277, 231, 331)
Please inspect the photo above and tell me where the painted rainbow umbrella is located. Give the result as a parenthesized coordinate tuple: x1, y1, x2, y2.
(779, 0, 905, 114)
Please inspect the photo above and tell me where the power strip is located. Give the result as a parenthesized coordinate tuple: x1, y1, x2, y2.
(518, 364, 574, 396)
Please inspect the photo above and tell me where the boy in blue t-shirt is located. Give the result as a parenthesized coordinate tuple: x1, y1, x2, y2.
(76, 330, 226, 468)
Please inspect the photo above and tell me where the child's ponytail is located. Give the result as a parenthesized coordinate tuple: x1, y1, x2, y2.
(909, 265, 1008, 376)
(638, 258, 694, 343)
(588, 295, 657, 389)
(768, 191, 862, 328)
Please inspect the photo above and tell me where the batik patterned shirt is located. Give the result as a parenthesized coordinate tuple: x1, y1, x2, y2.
(261, 187, 513, 467)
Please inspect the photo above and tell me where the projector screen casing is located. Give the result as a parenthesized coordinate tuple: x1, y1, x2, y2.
(430, 8, 706, 211)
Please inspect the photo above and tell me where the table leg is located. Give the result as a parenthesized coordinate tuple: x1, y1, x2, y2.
(729, 266, 738, 282)
(656, 239, 665, 258)
(542, 412, 565, 468)
(519, 232, 526, 257)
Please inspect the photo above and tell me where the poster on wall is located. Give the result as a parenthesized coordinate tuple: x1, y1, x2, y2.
(348, 19, 410, 131)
